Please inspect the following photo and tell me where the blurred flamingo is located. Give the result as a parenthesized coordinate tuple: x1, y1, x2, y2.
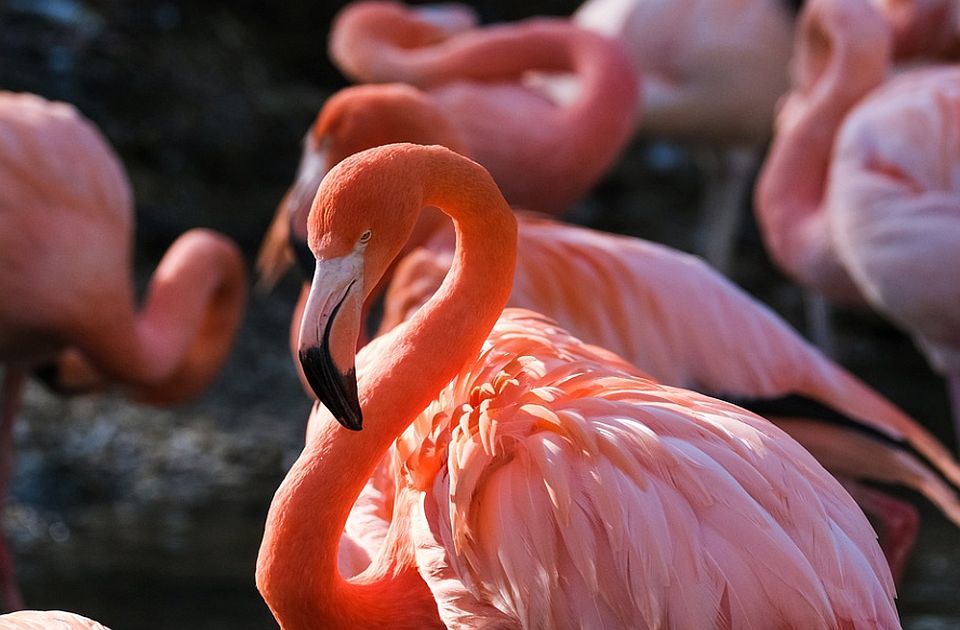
(755, 0, 960, 441)
(570, 0, 798, 269)
(327, 1, 638, 216)
(0, 610, 108, 629)
(256, 143, 899, 629)
(0, 92, 248, 610)
(262, 83, 960, 581)
(869, 0, 960, 58)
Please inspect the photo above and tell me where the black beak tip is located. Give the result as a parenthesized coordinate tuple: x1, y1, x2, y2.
(299, 346, 364, 432)
(338, 410, 363, 432)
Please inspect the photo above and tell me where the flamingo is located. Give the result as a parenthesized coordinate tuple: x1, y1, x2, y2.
(256, 143, 900, 628)
(261, 82, 960, 581)
(560, 0, 798, 270)
(327, 2, 638, 216)
(755, 0, 960, 440)
(827, 69, 960, 445)
(0, 610, 108, 629)
(0, 92, 248, 610)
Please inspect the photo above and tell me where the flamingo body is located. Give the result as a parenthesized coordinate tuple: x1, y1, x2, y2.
(0, 91, 247, 609)
(257, 143, 900, 629)
(756, 0, 960, 438)
(572, 0, 794, 144)
(0, 611, 108, 629)
(265, 83, 960, 581)
(395, 309, 898, 628)
(828, 67, 960, 378)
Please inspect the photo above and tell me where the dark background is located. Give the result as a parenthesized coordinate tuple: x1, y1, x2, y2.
(1, 0, 957, 627)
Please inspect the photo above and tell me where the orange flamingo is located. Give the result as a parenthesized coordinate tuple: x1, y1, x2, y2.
(0, 610, 108, 629)
(261, 83, 960, 581)
(755, 0, 960, 440)
(256, 143, 899, 628)
(0, 92, 248, 610)
(327, 2, 638, 216)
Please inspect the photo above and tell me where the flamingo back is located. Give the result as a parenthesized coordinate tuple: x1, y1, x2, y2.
(392, 309, 898, 628)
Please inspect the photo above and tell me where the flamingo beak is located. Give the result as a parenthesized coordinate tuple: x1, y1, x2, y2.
(298, 251, 365, 431)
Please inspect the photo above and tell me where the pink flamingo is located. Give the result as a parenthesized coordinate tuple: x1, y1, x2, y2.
(0, 610, 108, 629)
(755, 0, 960, 440)
(256, 143, 899, 628)
(327, 1, 638, 216)
(0, 92, 248, 610)
(565, 0, 798, 269)
(262, 83, 960, 581)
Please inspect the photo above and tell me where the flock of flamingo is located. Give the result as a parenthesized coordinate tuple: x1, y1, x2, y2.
(0, 0, 957, 627)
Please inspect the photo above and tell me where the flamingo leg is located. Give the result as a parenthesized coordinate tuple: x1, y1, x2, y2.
(842, 480, 919, 584)
(803, 290, 837, 357)
(695, 146, 759, 275)
(0, 370, 24, 611)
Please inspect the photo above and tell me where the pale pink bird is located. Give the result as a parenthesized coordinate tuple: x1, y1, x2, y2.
(256, 143, 899, 629)
(0, 610, 108, 629)
(755, 0, 960, 439)
(565, 0, 799, 269)
(828, 68, 960, 444)
(0, 92, 248, 610)
(327, 1, 638, 216)
(262, 83, 960, 581)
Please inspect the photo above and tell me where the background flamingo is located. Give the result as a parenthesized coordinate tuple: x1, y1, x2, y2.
(827, 68, 960, 447)
(263, 81, 960, 580)
(562, 0, 799, 270)
(0, 610, 108, 629)
(755, 0, 960, 442)
(257, 143, 898, 628)
(0, 92, 248, 610)
(327, 1, 638, 216)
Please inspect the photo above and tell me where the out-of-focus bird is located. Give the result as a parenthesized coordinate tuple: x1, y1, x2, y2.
(828, 68, 960, 445)
(568, 0, 798, 270)
(256, 143, 899, 629)
(756, 0, 960, 440)
(0, 92, 248, 610)
(261, 83, 960, 581)
(327, 1, 638, 216)
(0, 610, 108, 629)
(869, 0, 960, 59)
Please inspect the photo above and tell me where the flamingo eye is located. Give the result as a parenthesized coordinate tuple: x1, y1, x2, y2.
(359, 230, 372, 244)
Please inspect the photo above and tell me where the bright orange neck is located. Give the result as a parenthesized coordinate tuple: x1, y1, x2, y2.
(257, 146, 517, 629)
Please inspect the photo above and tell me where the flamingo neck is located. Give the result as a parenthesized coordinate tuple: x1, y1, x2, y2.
(257, 146, 517, 629)
(755, 3, 891, 284)
(73, 230, 246, 404)
(332, 13, 638, 188)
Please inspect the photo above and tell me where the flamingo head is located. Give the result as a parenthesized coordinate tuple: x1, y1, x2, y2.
(279, 84, 466, 281)
(297, 143, 430, 430)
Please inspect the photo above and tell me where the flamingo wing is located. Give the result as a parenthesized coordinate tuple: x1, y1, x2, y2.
(397, 310, 897, 628)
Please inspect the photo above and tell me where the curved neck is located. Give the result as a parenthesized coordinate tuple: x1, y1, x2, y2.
(257, 147, 517, 629)
(755, 0, 891, 271)
(74, 229, 246, 404)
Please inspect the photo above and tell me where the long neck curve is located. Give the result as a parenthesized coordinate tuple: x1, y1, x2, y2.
(330, 11, 638, 211)
(73, 228, 247, 404)
(754, 0, 891, 294)
(257, 145, 517, 629)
